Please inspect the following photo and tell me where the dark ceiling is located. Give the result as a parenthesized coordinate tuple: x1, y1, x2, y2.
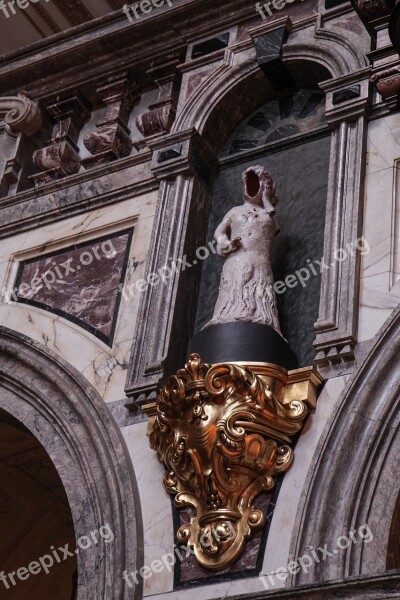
(0, 0, 127, 55)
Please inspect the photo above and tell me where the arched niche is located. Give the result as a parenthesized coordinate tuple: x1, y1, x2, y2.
(0, 326, 142, 599)
(194, 68, 332, 366)
(290, 304, 400, 584)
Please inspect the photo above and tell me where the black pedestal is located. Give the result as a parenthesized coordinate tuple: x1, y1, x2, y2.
(188, 322, 298, 370)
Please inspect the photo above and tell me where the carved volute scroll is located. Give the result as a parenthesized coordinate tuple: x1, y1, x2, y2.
(0, 93, 42, 137)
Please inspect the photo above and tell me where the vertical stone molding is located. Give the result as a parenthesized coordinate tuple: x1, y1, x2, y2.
(82, 74, 140, 169)
(31, 93, 90, 185)
(125, 128, 217, 407)
(314, 69, 370, 376)
(135, 53, 182, 141)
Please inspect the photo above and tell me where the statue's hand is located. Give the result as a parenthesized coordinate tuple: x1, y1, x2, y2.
(216, 236, 241, 256)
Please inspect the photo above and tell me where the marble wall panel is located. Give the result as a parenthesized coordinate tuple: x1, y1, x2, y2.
(359, 114, 400, 342)
(15, 231, 132, 346)
(0, 191, 158, 404)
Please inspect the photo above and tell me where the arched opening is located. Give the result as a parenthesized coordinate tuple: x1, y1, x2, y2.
(0, 408, 77, 597)
(0, 325, 142, 600)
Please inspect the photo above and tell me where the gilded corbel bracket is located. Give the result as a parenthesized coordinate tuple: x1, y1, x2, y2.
(145, 354, 322, 570)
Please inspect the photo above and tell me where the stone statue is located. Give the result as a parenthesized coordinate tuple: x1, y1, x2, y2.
(205, 165, 282, 336)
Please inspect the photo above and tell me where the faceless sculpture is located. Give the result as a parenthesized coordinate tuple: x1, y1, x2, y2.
(205, 165, 282, 336)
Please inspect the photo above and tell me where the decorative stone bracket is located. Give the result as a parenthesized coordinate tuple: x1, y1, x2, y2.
(0, 92, 42, 137)
(135, 52, 182, 143)
(82, 74, 140, 168)
(145, 354, 322, 570)
(31, 93, 90, 185)
(371, 64, 400, 111)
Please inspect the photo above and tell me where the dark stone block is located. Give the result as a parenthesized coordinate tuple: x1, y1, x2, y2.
(332, 85, 361, 105)
(389, 2, 400, 54)
(188, 322, 298, 369)
(253, 29, 296, 92)
(191, 33, 230, 59)
(325, 0, 349, 9)
(191, 150, 212, 186)
(157, 143, 183, 163)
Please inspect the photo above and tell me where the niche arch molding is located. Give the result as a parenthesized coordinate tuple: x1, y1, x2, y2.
(173, 27, 368, 137)
(0, 325, 142, 600)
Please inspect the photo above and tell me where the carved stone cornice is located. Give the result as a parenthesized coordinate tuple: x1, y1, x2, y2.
(320, 68, 371, 129)
(147, 127, 218, 184)
(0, 93, 42, 137)
(146, 355, 322, 569)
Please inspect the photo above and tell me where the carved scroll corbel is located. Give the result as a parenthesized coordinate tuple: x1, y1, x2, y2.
(0, 92, 42, 137)
(146, 354, 322, 570)
(135, 53, 182, 142)
(371, 65, 400, 111)
(82, 74, 140, 168)
(31, 93, 90, 185)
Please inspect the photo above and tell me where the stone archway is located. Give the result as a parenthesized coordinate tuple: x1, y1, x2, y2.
(291, 304, 400, 584)
(0, 326, 142, 599)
